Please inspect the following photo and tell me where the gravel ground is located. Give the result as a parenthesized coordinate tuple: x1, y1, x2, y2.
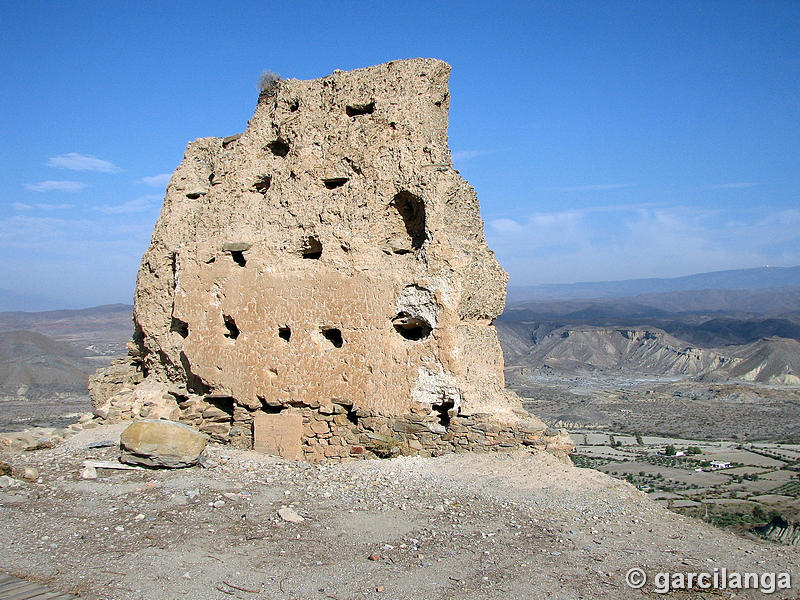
(0, 424, 798, 600)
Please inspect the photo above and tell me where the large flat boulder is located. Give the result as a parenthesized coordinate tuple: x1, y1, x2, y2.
(120, 419, 206, 468)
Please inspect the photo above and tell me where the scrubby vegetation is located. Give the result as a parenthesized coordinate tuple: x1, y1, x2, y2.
(258, 70, 281, 95)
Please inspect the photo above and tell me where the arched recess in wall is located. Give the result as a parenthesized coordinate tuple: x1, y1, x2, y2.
(386, 191, 426, 253)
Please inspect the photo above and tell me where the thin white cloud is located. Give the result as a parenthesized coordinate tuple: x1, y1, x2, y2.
(706, 182, 758, 190)
(11, 201, 75, 211)
(489, 218, 525, 234)
(487, 202, 662, 227)
(0, 214, 155, 250)
(452, 150, 491, 162)
(24, 180, 87, 193)
(47, 152, 121, 173)
(97, 195, 162, 214)
(487, 204, 800, 285)
(555, 183, 634, 192)
(137, 173, 172, 188)
(0, 214, 156, 308)
(35, 203, 75, 210)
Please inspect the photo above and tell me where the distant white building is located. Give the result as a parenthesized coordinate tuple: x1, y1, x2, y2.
(661, 448, 686, 456)
(709, 461, 731, 470)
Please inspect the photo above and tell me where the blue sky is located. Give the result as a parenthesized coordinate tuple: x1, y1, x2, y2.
(1, 1, 798, 310)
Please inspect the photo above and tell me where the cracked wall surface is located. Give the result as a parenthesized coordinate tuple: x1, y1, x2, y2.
(92, 59, 572, 461)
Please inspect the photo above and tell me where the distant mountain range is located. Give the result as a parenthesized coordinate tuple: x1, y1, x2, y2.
(499, 267, 800, 384)
(0, 330, 97, 398)
(0, 304, 133, 399)
(501, 287, 800, 348)
(498, 320, 800, 385)
(0, 303, 132, 329)
(507, 265, 800, 302)
(0, 303, 133, 355)
(507, 286, 800, 317)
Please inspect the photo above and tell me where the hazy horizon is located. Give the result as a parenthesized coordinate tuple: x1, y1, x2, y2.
(2, 2, 798, 310)
(3, 264, 800, 313)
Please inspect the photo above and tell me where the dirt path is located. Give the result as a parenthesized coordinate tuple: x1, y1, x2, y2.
(1, 424, 797, 599)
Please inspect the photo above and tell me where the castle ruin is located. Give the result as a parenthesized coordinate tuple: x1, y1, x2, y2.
(91, 59, 572, 461)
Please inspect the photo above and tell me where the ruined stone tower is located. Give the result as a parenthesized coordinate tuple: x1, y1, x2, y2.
(92, 59, 572, 461)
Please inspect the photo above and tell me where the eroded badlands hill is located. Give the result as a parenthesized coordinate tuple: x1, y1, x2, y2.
(498, 321, 800, 385)
(498, 324, 731, 377)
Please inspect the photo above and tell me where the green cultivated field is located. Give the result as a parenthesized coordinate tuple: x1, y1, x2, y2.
(569, 430, 800, 539)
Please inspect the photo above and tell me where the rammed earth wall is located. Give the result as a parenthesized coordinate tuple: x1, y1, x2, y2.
(90, 59, 573, 461)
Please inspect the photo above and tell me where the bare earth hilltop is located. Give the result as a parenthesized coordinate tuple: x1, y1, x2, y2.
(1, 423, 798, 599)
